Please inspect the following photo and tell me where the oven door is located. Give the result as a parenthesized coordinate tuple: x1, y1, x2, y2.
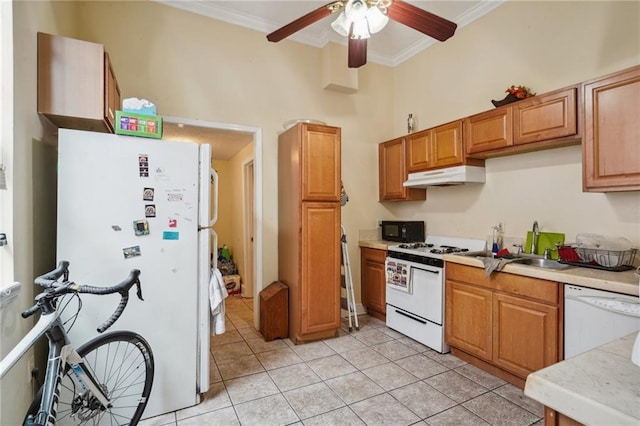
(386, 261, 443, 325)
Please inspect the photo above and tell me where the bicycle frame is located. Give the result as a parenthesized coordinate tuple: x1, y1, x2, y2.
(0, 310, 111, 425)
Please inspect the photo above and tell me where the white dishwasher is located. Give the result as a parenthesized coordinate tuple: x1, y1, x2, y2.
(564, 284, 640, 359)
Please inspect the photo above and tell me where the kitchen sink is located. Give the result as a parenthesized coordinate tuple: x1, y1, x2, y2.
(512, 257, 571, 270)
(455, 251, 571, 270)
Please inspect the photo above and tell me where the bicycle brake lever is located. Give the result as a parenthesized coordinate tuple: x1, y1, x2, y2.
(135, 281, 144, 301)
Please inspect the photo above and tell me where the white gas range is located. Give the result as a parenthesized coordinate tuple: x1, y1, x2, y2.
(385, 235, 486, 353)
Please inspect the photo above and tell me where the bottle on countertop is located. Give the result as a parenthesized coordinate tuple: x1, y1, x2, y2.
(407, 113, 415, 134)
(491, 223, 504, 255)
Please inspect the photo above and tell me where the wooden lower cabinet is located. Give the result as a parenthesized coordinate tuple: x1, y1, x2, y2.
(445, 281, 492, 360)
(360, 247, 387, 321)
(299, 202, 341, 338)
(544, 407, 584, 426)
(493, 293, 559, 378)
(445, 263, 562, 388)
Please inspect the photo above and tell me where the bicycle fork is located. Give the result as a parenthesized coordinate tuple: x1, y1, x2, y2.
(28, 327, 112, 425)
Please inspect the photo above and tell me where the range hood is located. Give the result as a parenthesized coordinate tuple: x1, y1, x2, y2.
(403, 165, 486, 187)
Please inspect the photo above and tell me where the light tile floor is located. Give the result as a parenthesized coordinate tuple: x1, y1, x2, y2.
(139, 296, 544, 426)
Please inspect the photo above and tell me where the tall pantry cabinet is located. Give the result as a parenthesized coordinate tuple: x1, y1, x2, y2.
(278, 123, 342, 344)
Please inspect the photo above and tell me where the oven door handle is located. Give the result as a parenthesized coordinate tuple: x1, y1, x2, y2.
(395, 309, 427, 325)
(415, 268, 440, 274)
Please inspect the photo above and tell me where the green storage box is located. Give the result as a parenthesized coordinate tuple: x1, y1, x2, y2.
(115, 110, 162, 139)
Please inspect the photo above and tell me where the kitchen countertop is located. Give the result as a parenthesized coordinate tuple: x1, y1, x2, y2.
(444, 253, 639, 296)
(524, 332, 640, 425)
(358, 240, 639, 296)
(358, 240, 391, 251)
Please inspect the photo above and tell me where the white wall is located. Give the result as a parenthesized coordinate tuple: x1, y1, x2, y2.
(383, 1, 640, 247)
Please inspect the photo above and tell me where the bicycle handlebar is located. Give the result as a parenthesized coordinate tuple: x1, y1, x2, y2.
(25, 261, 144, 333)
(33, 260, 70, 288)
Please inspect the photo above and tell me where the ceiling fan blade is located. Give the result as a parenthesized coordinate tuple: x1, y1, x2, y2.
(387, 0, 457, 42)
(348, 37, 367, 68)
(267, 2, 338, 42)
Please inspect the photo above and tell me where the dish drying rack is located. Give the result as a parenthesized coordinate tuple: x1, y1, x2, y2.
(557, 245, 637, 272)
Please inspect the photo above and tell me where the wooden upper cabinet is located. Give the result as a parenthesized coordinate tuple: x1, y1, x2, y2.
(407, 130, 431, 172)
(466, 86, 580, 158)
(583, 65, 640, 192)
(37, 32, 121, 133)
(408, 120, 465, 172)
(379, 137, 426, 201)
(432, 120, 465, 167)
(465, 107, 513, 156)
(514, 87, 578, 145)
(104, 53, 121, 132)
(301, 124, 341, 201)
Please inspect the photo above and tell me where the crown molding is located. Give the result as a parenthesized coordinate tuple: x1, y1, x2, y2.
(154, 0, 506, 67)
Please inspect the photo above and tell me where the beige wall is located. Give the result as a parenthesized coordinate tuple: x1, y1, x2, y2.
(212, 159, 233, 255)
(71, 0, 395, 303)
(383, 1, 640, 247)
(227, 143, 255, 295)
(1, 2, 80, 424)
(3, 7, 639, 422)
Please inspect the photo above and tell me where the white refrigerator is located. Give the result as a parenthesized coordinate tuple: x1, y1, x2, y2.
(56, 128, 217, 418)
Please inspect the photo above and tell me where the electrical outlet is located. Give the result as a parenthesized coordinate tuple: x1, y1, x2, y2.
(27, 356, 35, 383)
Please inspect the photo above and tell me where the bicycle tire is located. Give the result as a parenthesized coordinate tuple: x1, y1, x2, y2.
(25, 331, 154, 426)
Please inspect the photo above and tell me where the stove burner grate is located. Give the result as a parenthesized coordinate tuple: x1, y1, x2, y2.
(398, 242, 434, 249)
(430, 246, 470, 254)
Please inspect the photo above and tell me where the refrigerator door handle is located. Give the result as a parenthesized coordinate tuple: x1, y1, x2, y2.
(210, 168, 218, 226)
(210, 229, 218, 270)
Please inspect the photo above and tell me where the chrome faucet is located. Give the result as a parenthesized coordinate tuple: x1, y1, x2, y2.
(531, 221, 539, 255)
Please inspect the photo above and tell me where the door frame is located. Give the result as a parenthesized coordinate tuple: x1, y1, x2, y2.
(163, 116, 263, 328)
(242, 159, 254, 299)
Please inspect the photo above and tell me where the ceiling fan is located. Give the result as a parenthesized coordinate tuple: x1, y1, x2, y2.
(266, 0, 457, 68)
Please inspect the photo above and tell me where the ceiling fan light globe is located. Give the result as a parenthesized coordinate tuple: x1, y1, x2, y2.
(351, 18, 371, 39)
(366, 6, 388, 34)
(346, 0, 368, 20)
(331, 12, 351, 36)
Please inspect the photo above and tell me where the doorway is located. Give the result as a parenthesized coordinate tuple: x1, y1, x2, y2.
(162, 116, 262, 328)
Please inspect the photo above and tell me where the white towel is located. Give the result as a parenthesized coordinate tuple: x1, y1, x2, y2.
(209, 268, 228, 335)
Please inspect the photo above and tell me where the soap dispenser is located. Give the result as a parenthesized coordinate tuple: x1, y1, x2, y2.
(491, 223, 504, 255)
(491, 226, 499, 255)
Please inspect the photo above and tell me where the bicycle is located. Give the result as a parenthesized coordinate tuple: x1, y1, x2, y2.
(0, 261, 155, 425)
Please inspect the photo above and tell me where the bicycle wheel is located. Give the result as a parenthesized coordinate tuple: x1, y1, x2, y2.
(26, 331, 154, 426)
